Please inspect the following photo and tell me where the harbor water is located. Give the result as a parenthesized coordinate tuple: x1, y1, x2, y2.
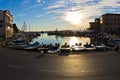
(30, 33, 91, 47)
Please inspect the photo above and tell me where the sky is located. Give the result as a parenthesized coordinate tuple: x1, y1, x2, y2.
(0, 0, 120, 31)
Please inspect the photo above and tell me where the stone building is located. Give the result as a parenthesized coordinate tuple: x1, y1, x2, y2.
(89, 13, 120, 34)
(0, 10, 14, 38)
(89, 18, 100, 32)
(100, 13, 120, 34)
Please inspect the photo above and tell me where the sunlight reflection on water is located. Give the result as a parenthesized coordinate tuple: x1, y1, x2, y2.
(30, 33, 90, 46)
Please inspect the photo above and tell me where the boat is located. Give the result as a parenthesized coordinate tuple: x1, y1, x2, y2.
(59, 43, 71, 55)
(37, 44, 49, 53)
(94, 43, 108, 51)
(47, 43, 60, 53)
(48, 47, 59, 53)
(106, 43, 116, 50)
(8, 39, 27, 50)
(84, 44, 96, 51)
(114, 45, 120, 52)
(71, 45, 85, 52)
(24, 41, 39, 51)
(60, 43, 71, 52)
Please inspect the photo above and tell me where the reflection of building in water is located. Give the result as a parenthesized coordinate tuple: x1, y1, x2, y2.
(0, 10, 14, 38)
(89, 13, 120, 34)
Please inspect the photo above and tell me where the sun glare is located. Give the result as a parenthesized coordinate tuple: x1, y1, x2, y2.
(65, 11, 83, 25)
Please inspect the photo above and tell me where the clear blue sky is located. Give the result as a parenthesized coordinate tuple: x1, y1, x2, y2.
(0, 0, 120, 31)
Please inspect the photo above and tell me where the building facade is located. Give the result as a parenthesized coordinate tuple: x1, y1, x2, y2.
(100, 13, 120, 34)
(0, 10, 14, 38)
(89, 13, 120, 34)
(89, 18, 100, 32)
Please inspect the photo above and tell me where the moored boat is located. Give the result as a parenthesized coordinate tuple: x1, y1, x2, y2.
(94, 43, 108, 51)
(71, 45, 85, 52)
(84, 44, 96, 51)
(24, 41, 39, 51)
(8, 39, 27, 50)
(59, 43, 71, 55)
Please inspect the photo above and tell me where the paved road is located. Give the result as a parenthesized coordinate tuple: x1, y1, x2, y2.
(0, 48, 120, 80)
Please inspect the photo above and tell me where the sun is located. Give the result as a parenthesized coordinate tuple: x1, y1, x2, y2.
(65, 11, 83, 25)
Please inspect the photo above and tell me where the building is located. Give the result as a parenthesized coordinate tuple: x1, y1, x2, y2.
(13, 23, 19, 34)
(100, 13, 120, 34)
(0, 10, 14, 38)
(89, 13, 120, 34)
(89, 18, 100, 32)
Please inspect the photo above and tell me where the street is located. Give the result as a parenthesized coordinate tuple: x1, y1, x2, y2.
(0, 48, 120, 80)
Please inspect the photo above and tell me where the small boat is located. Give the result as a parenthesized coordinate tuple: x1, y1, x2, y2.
(59, 43, 71, 55)
(114, 45, 120, 52)
(94, 43, 107, 51)
(24, 41, 39, 51)
(8, 39, 27, 50)
(47, 43, 60, 53)
(37, 44, 48, 53)
(71, 45, 85, 52)
(60, 43, 71, 52)
(84, 44, 96, 51)
(48, 48, 59, 53)
(106, 43, 116, 50)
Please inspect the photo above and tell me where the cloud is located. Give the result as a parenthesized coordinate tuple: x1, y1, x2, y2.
(16, 13, 27, 17)
(37, 0, 42, 3)
(27, 4, 42, 9)
(22, 0, 30, 4)
(36, 14, 44, 18)
(37, 0, 46, 3)
(45, 0, 120, 28)
(46, 1, 66, 10)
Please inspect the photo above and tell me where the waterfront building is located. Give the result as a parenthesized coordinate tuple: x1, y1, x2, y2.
(13, 23, 19, 34)
(89, 13, 120, 34)
(100, 13, 120, 34)
(89, 18, 100, 32)
(0, 10, 14, 38)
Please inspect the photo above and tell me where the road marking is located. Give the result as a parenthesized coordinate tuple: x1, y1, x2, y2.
(8, 64, 20, 69)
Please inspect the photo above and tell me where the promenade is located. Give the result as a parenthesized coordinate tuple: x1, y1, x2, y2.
(0, 47, 120, 80)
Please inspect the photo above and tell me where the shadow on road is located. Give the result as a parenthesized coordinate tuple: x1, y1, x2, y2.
(35, 53, 45, 59)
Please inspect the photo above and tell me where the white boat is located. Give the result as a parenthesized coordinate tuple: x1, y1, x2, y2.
(71, 45, 85, 52)
(94, 43, 107, 51)
(59, 43, 71, 55)
(60, 45, 71, 52)
(48, 48, 59, 53)
(84, 44, 96, 51)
